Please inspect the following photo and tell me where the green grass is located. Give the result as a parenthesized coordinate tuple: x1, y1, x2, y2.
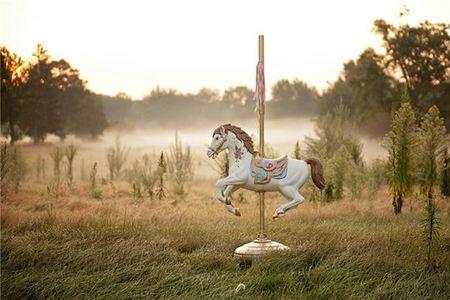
(2, 211, 449, 299)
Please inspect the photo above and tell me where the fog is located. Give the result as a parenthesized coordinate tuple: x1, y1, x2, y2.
(98, 117, 386, 161)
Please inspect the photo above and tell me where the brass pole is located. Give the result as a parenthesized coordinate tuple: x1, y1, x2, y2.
(258, 35, 266, 239)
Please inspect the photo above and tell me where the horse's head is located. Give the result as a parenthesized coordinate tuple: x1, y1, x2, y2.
(207, 125, 228, 159)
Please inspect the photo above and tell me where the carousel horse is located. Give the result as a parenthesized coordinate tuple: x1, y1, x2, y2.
(207, 124, 325, 219)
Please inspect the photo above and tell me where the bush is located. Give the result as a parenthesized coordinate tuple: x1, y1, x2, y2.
(65, 143, 78, 191)
(383, 92, 418, 214)
(0, 143, 27, 200)
(169, 133, 193, 197)
(89, 162, 102, 199)
(106, 138, 129, 182)
(155, 152, 167, 200)
(306, 102, 365, 201)
(367, 159, 387, 194)
(49, 147, 64, 197)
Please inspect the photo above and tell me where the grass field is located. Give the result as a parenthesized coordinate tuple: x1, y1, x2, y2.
(2, 172, 450, 299)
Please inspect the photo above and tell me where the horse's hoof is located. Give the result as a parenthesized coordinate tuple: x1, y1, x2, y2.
(272, 212, 284, 220)
(235, 208, 241, 217)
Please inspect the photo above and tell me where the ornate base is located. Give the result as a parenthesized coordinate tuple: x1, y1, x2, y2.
(234, 238, 289, 259)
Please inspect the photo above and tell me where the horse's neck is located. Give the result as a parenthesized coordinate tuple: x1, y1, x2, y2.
(226, 133, 252, 169)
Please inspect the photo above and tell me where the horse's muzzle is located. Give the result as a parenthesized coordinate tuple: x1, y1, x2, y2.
(207, 149, 218, 159)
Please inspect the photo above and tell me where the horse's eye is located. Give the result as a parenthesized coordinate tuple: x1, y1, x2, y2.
(215, 137, 219, 140)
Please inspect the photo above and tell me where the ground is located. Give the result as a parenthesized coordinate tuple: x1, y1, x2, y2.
(2, 174, 450, 299)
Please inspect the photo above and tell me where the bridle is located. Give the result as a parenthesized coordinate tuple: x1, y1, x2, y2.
(208, 134, 227, 156)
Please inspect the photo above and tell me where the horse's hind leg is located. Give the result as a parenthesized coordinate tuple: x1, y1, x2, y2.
(273, 186, 305, 220)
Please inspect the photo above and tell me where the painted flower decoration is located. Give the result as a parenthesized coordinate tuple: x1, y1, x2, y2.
(234, 146, 244, 160)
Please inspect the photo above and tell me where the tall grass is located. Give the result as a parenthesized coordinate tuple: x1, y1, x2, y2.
(2, 194, 449, 299)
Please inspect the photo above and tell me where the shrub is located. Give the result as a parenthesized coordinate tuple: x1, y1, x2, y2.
(367, 159, 387, 194)
(80, 158, 86, 181)
(0, 144, 26, 198)
(383, 91, 418, 214)
(141, 154, 157, 200)
(1, 143, 12, 200)
(89, 162, 102, 199)
(306, 102, 365, 201)
(106, 138, 129, 181)
(35, 154, 46, 182)
(293, 140, 301, 159)
(156, 152, 167, 200)
(169, 133, 193, 197)
(65, 143, 78, 191)
(418, 105, 447, 268)
(125, 160, 144, 201)
(9, 146, 26, 193)
(49, 147, 64, 197)
(440, 149, 450, 197)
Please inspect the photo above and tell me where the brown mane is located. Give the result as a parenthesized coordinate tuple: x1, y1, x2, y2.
(213, 124, 255, 155)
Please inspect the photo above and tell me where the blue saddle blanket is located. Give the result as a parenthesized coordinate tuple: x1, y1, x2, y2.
(250, 155, 288, 184)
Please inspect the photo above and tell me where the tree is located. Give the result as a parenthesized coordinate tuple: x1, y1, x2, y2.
(20, 44, 64, 142)
(320, 48, 396, 136)
(222, 86, 254, 116)
(72, 93, 108, 138)
(1, 47, 28, 144)
(343, 48, 396, 115)
(270, 79, 318, 116)
(373, 20, 450, 111)
(383, 90, 418, 214)
(50, 59, 87, 138)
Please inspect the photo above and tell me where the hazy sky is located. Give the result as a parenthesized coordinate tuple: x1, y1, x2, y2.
(1, 0, 449, 99)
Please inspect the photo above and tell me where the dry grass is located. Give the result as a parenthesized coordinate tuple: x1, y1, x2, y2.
(1, 144, 450, 299)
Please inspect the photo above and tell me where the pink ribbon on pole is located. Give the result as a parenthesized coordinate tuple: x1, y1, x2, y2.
(254, 61, 266, 111)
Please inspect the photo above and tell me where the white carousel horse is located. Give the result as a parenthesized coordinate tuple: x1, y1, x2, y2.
(207, 124, 325, 219)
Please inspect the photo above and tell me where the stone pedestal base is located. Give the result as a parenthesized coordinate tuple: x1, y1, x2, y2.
(234, 238, 289, 259)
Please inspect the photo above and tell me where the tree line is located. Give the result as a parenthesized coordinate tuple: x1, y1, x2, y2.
(2, 19, 448, 142)
(101, 19, 449, 134)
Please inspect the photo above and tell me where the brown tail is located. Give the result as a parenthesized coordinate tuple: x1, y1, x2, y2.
(305, 158, 325, 190)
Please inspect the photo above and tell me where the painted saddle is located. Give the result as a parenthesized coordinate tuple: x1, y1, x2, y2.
(251, 155, 288, 184)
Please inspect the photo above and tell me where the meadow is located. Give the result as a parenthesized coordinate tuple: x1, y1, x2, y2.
(1, 140, 450, 300)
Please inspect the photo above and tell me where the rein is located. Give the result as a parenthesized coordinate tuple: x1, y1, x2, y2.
(208, 134, 227, 156)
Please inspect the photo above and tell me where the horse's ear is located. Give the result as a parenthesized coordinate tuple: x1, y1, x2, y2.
(219, 126, 226, 136)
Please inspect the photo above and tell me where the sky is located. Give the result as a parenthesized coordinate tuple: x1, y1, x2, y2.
(1, 0, 449, 99)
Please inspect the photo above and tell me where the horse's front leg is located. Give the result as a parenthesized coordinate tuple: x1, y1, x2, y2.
(215, 176, 245, 216)
(215, 178, 228, 204)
